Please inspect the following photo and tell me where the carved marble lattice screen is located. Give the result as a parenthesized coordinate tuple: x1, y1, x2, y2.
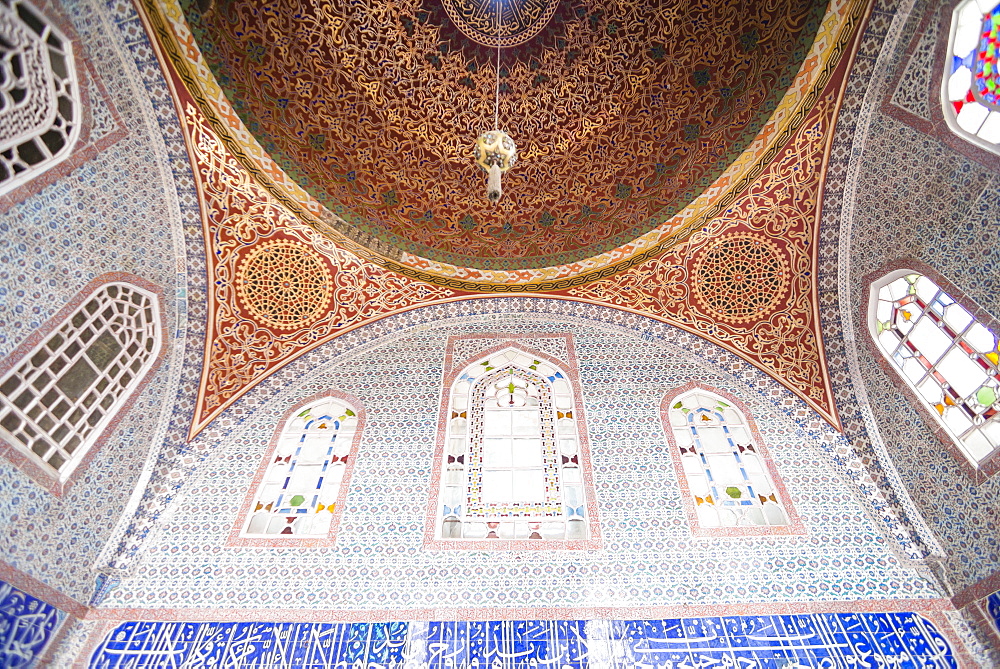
(0, 0, 81, 193)
(0, 282, 160, 479)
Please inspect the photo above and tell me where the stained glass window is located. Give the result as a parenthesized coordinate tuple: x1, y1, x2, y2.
(437, 349, 588, 541)
(943, 0, 1000, 153)
(667, 390, 790, 528)
(0, 282, 160, 480)
(242, 397, 359, 537)
(0, 0, 81, 194)
(871, 272, 1000, 468)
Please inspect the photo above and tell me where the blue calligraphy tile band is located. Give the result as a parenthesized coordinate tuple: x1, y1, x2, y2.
(82, 613, 957, 668)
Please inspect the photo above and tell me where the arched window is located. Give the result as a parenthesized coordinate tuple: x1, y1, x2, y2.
(870, 270, 1000, 473)
(663, 386, 800, 535)
(237, 394, 362, 540)
(0, 0, 81, 194)
(942, 0, 1000, 154)
(432, 345, 596, 547)
(0, 279, 161, 487)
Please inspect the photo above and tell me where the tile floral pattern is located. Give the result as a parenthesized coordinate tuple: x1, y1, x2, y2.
(819, 0, 1000, 659)
(819, 0, 1000, 595)
(0, 0, 199, 604)
(102, 316, 939, 613)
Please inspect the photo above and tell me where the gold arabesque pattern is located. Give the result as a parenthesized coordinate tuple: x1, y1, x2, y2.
(692, 234, 789, 325)
(235, 240, 333, 330)
(183, 0, 825, 270)
(139, 0, 864, 289)
(133, 0, 860, 433)
(441, 0, 559, 47)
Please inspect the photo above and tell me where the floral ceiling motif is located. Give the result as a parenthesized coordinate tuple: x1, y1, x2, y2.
(181, 0, 825, 270)
(180, 99, 464, 436)
(137, 0, 862, 432)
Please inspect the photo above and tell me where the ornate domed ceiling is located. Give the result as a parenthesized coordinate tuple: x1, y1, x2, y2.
(136, 0, 866, 434)
(182, 0, 824, 271)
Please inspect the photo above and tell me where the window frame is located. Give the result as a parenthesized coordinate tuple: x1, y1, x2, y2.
(0, 273, 166, 496)
(940, 0, 1000, 156)
(865, 262, 1000, 482)
(661, 382, 805, 537)
(227, 390, 366, 547)
(424, 334, 601, 550)
(0, 0, 83, 196)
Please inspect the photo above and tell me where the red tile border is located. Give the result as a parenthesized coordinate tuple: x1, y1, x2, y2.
(225, 389, 367, 548)
(660, 381, 807, 538)
(423, 333, 602, 550)
(0, 560, 88, 618)
(952, 568, 1000, 609)
(0, 272, 168, 496)
(66, 619, 116, 669)
(958, 598, 1000, 660)
(0, 0, 127, 214)
(81, 597, 955, 623)
(861, 259, 1000, 484)
(921, 609, 982, 669)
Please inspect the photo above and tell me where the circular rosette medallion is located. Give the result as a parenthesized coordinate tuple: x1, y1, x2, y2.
(235, 239, 333, 330)
(692, 233, 790, 325)
(441, 0, 560, 47)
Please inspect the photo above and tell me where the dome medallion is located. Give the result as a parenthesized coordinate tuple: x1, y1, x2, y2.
(441, 0, 560, 47)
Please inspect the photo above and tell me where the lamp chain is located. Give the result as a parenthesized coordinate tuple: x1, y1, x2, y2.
(495, 0, 500, 130)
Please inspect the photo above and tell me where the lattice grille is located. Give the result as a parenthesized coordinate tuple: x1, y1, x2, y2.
(692, 233, 789, 324)
(0, 0, 80, 193)
(235, 239, 333, 330)
(0, 283, 159, 476)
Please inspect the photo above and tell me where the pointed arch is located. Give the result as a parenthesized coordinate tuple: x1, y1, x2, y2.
(425, 335, 600, 549)
(227, 390, 365, 547)
(661, 382, 804, 537)
(0, 273, 165, 495)
(941, 0, 1000, 156)
(866, 263, 1000, 481)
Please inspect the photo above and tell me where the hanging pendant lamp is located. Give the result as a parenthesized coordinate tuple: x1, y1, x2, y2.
(473, 0, 516, 204)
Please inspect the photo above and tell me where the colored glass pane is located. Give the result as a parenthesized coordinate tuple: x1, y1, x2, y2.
(944, 0, 1000, 149)
(438, 348, 587, 541)
(242, 397, 359, 537)
(873, 273, 1000, 467)
(669, 390, 790, 528)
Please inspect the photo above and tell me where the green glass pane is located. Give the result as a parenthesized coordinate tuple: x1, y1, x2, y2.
(289, 495, 305, 506)
(976, 386, 997, 406)
(725, 486, 742, 499)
